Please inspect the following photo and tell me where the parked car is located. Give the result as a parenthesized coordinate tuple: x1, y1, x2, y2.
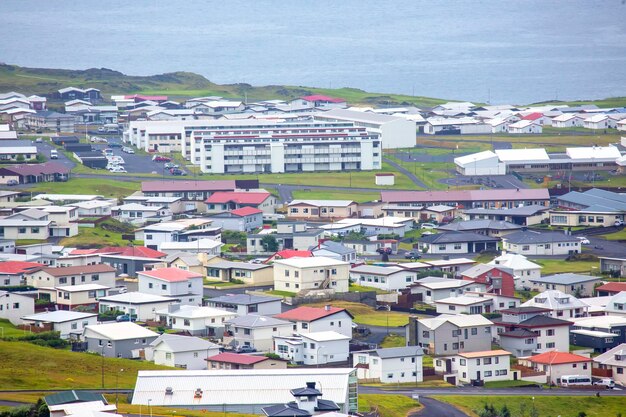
(576, 236, 590, 245)
(108, 142, 123, 148)
(35, 137, 43, 143)
(420, 223, 437, 230)
(376, 247, 392, 255)
(164, 162, 179, 169)
(615, 219, 624, 227)
(108, 166, 127, 173)
(98, 126, 106, 132)
(594, 378, 616, 389)
(235, 345, 257, 354)
(405, 251, 422, 260)
(115, 314, 137, 322)
(50, 149, 58, 159)
(170, 168, 187, 176)
(122, 147, 135, 154)
(152, 155, 171, 162)
(6, 179, 18, 186)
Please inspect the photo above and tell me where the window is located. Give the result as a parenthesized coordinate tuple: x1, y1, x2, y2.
(422, 331, 429, 338)
(161, 284, 167, 290)
(184, 319, 191, 326)
(453, 342, 459, 349)
(243, 329, 251, 335)
(149, 283, 153, 289)
(301, 323, 308, 329)
(484, 371, 492, 377)
(278, 345, 288, 353)
(484, 358, 492, 365)
(546, 342, 555, 348)
(71, 322, 77, 330)
(459, 359, 466, 365)
(546, 329, 555, 336)
(310, 342, 316, 349)
(471, 328, 477, 335)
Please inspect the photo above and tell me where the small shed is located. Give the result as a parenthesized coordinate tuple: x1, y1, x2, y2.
(375, 173, 395, 186)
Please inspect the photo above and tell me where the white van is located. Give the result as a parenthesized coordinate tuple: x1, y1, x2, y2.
(594, 378, 615, 389)
(50, 149, 58, 159)
(560, 375, 592, 387)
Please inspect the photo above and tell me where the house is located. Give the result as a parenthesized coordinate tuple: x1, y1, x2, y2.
(583, 114, 609, 130)
(349, 265, 418, 292)
(22, 111, 77, 132)
(275, 306, 354, 338)
(159, 239, 223, 255)
(353, 347, 424, 384)
(521, 351, 592, 385)
(67, 199, 115, 217)
(501, 230, 581, 256)
(320, 217, 414, 238)
(206, 294, 282, 317)
(570, 316, 626, 353)
(416, 231, 499, 255)
(206, 207, 263, 232)
(595, 282, 626, 297)
(20, 310, 97, 339)
(310, 241, 357, 263)
(409, 276, 477, 305)
(207, 352, 286, 370)
(508, 120, 542, 134)
(140, 180, 243, 211)
(131, 368, 358, 414)
(489, 253, 542, 290)
(454, 150, 505, 176)
(521, 290, 589, 319)
(297, 95, 347, 109)
(593, 344, 626, 386)
(461, 264, 515, 297)
(496, 314, 572, 356)
(422, 258, 476, 276)
(605, 292, 626, 317)
(205, 191, 276, 214)
(262, 381, 342, 417)
(287, 200, 358, 220)
(272, 257, 350, 293)
(98, 292, 180, 322)
(154, 304, 237, 337)
(599, 257, 626, 278)
(38, 283, 109, 311)
(552, 113, 585, 128)
(247, 222, 324, 255)
(0, 290, 34, 325)
(137, 219, 219, 251)
(149, 334, 220, 370)
(436, 220, 522, 237)
(57, 87, 101, 103)
(0, 217, 52, 240)
(206, 261, 274, 285)
(0, 140, 38, 162)
(110, 203, 172, 225)
(407, 314, 494, 355)
(434, 350, 512, 385)
(26, 264, 117, 289)
(123, 195, 186, 215)
(434, 294, 497, 315)
(382, 204, 457, 223)
(137, 267, 203, 306)
(529, 273, 601, 297)
(273, 331, 350, 365)
(83, 322, 159, 358)
(0, 261, 43, 286)
(224, 315, 294, 351)
(44, 390, 112, 415)
(342, 239, 398, 256)
(380, 189, 550, 210)
(165, 252, 208, 276)
(463, 205, 550, 226)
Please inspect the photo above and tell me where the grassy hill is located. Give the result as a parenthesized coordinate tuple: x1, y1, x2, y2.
(0, 63, 449, 108)
(0, 340, 173, 389)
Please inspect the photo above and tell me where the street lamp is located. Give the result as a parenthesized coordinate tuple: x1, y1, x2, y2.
(115, 368, 124, 408)
(148, 399, 153, 417)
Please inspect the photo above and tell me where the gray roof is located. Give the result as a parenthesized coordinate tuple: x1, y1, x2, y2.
(361, 346, 424, 359)
(438, 220, 521, 232)
(462, 263, 514, 278)
(418, 231, 500, 244)
(503, 230, 579, 245)
(225, 315, 291, 328)
(208, 261, 272, 271)
(208, 293, 281, 305)
(310, 241, 355, 255)
(463, 205, 550, 216)
(248, 229, 324, 238)
(529, 273, 602, 285)
(350, 265, 404, 276)
(518, 315, 572, 327)
(557, 188, 626, 211)
(150, 333, 219, 352)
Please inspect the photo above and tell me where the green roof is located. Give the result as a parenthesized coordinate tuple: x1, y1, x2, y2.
(44, 390, 106, 407)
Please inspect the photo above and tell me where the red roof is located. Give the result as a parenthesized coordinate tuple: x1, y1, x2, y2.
(529, 351, 591, 365)
(381, 189, 550, 204)
(231, 207, 263, 217)
(595, 282, 626, 294)
(141, 180, 236, 193)
(68, 249, 99, 255)
(205, 191, 270, 205)
(69, 246, 166, 258)
(522, 112, 544, 121)
(125, 94, 168, 102)
(275, 250, 313, 259)
(139, 267, 202, 282)
(275, 306, 352, 322)
(206, 352, 267, 365)
(0, 261, 44, 274)
(301, 95, 346, 103)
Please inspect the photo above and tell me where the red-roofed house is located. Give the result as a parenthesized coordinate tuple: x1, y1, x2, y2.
(595, 282, 626, 297)
(293, 95, 347, 109)
(461, 264, 515, 297)
(0, 261, 43, 286)
(70, 246, 166, 259)
(264, 250, 313, 264)
(521, 112, 551, 125)
(206, 206, 263, 232)
(138, 267, 204, 305)
(274, 305, 353, 337)
(206, 352, 286, 370)
(205, 191, 276, 214)
(522, 351, 592, 384)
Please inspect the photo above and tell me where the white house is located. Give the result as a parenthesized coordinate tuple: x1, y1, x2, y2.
(583, 114, 609, 130)
(508, 120, 542, 134)
(21, 310, 97, 339)
(0, 290, 34, 325)
(454, 151, 505, 176)
(273, 257, 350, 293)
(349, 265, 418, 291)
(353, 347, 424, 384)
(148, 333, 220, 370)
(434, 295, 495, 315)
(67, 199, 115, 217)
(275, 306, 354, 338)
(224, 315, 294, 351)
(552, 113, 585, 128)
(38, 283, 110, 311)
(593, 344, 626, 386)
(110, 203, 172, 225)
(98, 292, 180, 322)
(409, 276, 480, 305)
(154, 304, 236, 337)
(501, 230, 581, 256)
(137, 268, 204, 306)
(83, 322, 159, 358)
(605, 292, 626, 317)
(26, 264, 117, 289)
(434, 350, 512, 385)
(273, 331, 350, 365)
(522, 290, 589, 319)
(206, 294, 282, 317)
(521, 351, 592, 385)
(489, 253, 542, 290)
(158, 239, 223, 255)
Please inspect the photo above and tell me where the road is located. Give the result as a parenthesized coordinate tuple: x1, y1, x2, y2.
(414, 397, 469, 417)
(358, 385, 626, 396)
(382, 157, 428, 189)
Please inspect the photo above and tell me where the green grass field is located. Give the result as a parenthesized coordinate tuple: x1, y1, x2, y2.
(59, 218, 140, 248)
(380, 333, 406, 348)
(600, 228, 626, 241)
(30, 178, 140, 199)
(0, 319, 30, 338)
(0, 340, 172, 389)
(533, 259, 598, 275)
(358, 394, 420, 417)
(291, 190, 380, 203)
(436, 395, 626, 417)
(306, 301, 410, 327)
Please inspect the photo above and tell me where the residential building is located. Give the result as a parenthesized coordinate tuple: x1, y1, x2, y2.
(605, 292, 626, 317)
(320, 217, 414, 238)
(26, 264, 117, 289)
(570, 316, 626, 353)
(454, 150, 505, 176)
(416, 231, 499, 255)
(224, 315, 294, 351)
(310, 241, 357, 263)
(496, 314, 572, 356)
(57, 87, 102, 103)
(159, 239, 223, 255)
(0, 217, 51, 240)
(275, 306, 354, 338)
(98, 292, 180, 322)
(436, 220, 522, 237)
(67, 199, 115, 217)
(22, 111, 77, 132)
(461, 264, 516, 297)
(353, 347, 424, 384)
(0, 140, 38, 161)
(140, 180, 245, 211)
(205, 191, 276, 214)
(83, 322, 159, 358)
(595, 282, 626, 297)
(0, 261, 43, 286)
(0, 290, 34, 325)
(521, 351, 592, 385)
(600, 257, 626, 278)
(463, 205, 550, 226)
(434, 295, 497, 315)
(529, 273, 601, 297)
(206, 294, 282, 317)
(110, 203, 172, 225)
(521, 290, 589, 318)
(206, 352, 287, 370)
(206, 207, 263, 232)
(136, 218, 219, 251)
(122, 195, 186, 214)
(272, 256, 350, 293)
(273, 331, 351, 365)
(155, 304, 236, 337)
(287, 200, 358, 220)
(501, 230, 581, 256)
(508, 119, 542, 134)
(422, 258, 476, 276)
(408, 314, 494, 355)
(593, 344, 626, 386)
(137, 268, 203, 306)
(149, 334, 220, 370)
(434, 350, 512, 384)
(409, 276, 478, 305)
(38, 283, 109, 311)
(20, 310, 97, 339)
(380, 189, 550, 210)
(489, 253, 542, 290)
(206, 261, 274, 285)
(349, 264, 418, 291)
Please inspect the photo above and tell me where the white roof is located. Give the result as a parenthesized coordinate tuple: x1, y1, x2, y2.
(33, 194, 103, 202)
(489, 253, 542, 271)
(419, 314, 493, 330)
(454, 150, 498, 165)
(99, 292, 177, 304)
(315, 108, 404, 125)
(553, 113, 581, 122)
(273, 256, 348, 268)
(414, 277, 473, 290)
(426, 117, 480, 126)
(21, 310, 96, 323)
(289, 200, 354, 207)
(424, 258, 475, 267)
(159, 239, 222, 251)
(572, 315, 626, 328)
(585, 114, 609, 123)
(67, 200, 116, 209)
(83, 322, 158, 340)
(132, 368, 354, 406)
(302, 331, 351, 342)
(112, 203, 163, 212)
(571, 329, 616, 338)
(56, 284, 110, 292)
(521, 290, 589, 311)
(509, 120, 538, 129)
(495, 148, 550, 162)
(435, 295, 491, 306)
(155, 305, 235, 319)
(566, 146, 621, 160)
(150, 334, 219, 352)
(332, 217, 413, 228)
(0, 145, 37, 154)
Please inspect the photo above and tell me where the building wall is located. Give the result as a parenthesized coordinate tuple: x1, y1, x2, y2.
(99, 300, 176, 321)
(86, 336, 157, 358)
(153, 346, 219, 370)
(534, 325, 570, 353)
(532, 280, 598, 297)
(354, 353, 423, 383)
(350, 270, 417, 291)
(502, 240, 581, 256)
(499, 336, 535, 358)
(420, 242, 469, 255)
(301, 337, 349, 365)
(550, 212, 621, 227)
(436, 353, 511, 383)
(0, 225, 50, 240)
(416, 321, 493, 356)
(0, 292, 34, 325)
(533, 361, 591, 385)
(230, 323, 294, 351)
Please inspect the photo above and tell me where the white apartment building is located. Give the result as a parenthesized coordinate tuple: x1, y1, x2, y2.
(353, 347, 424, 384)
(434, 350, 512, 384)
(272, 256, 350, 293)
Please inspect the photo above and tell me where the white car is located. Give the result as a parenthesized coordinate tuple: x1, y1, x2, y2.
(577, 236, 590, 245)
(420, 223, 437, 230)
(122, 147, 135, 154)
(594, 378, 616, 389)
(108, 166, 127, 173)
(615, 220, 625, 227)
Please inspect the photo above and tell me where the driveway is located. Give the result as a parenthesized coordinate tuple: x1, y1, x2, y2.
(414, 397, 469, 417)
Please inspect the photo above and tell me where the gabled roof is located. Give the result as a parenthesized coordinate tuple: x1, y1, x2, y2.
(595, 282, 626, 294)
(22, 310, 96, 323)
(499, 329, 537, 339)
(226, 315, 291, 328)
(418, 314, 493, 330)
(205, 191, 270, 205)
(44, 391, 106, 407)
(34, 264, 116, 277)
(502, 230, 579, 245)
(438, 220, 521, 232)
(489, 253, 542, 271)
(528, 351, 591, 365)
(517, 315, 572, 328)
(462, 263, 513, 279)
(70, 246, 166, 258)
(208, 294, 281, 305)
(141, 180, 235, 193)
(83, 322, 158, 341)
(138, 267, 202, 282)
(594, 343, 626, 367)
(262, 404, 311, 417)
(207, 352, 268, 365)
(150, 334, 218, 352)
(288, 200, 355, 208)
(275, 306, 353, 322)
(273, 250, 313, 259)
(521, 290, 589, 311)
(530, 273, 601, 285)
(230, 207, 263, 216)
(458, 349, 511, 358)
(356, 346, 424, 359)
(418, 231, 499, 244)
(0, 260, 43, 274)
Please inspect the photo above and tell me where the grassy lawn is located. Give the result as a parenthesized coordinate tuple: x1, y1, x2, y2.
(435, 395, 626, 417)
(305, 301, 410, 327)
(0, 340, 172, 389)
(264, 290, 297, 297)
(380, 333, 406, 348)
(483, 380, 541, 388)
(30, 178, 140, 199)
(0, 319, 30, 338)
(384, 155, 456, 190)
(533, 259, 598, 275)
(599, 228, 626, 241)
(349, 282, 391, 295)
(291, 190, 380, 203)
(59, 218, 140, 248)
(358, 394, 421, 417)
(204, 280, 240, 287)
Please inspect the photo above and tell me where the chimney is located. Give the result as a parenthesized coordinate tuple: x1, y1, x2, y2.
(324, 305, 331, 311)
(306, 382, 316, 389)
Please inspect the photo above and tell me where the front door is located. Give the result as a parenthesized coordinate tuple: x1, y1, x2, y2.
(476, 371, 481, 381)
(445, 359, 452, 373)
